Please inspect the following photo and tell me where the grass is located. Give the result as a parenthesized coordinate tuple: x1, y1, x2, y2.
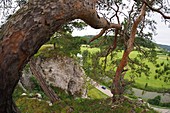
(34, 44, 54, 58)
(81, 46, 100, 54)
(14, 84, 155, 113)
(34, 44, 71, 58)
(87, 86, 108, 99)
(13, 85, 26, 101)
(125, 53, 170, 92)
(80, 45, 170, 92)
(14, 44, 159, 112)
(16, 96, 157, 113)
(13, 76, 156, 113)
(35, 44, 170, 92)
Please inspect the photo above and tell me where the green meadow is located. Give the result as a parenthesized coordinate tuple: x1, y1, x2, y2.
(36, 44, 170, 92)
(81, 46, 170, 92)
(127, 52, 170, 92)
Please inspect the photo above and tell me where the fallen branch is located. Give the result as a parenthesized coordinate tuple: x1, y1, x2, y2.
(29, 58, 60, 103)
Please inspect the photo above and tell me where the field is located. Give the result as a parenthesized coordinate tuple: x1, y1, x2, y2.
(81, 46, 170, 92)
(88, 86, 108, 99)
(36, 44, 170, 92)
(127, 52, 170, 92)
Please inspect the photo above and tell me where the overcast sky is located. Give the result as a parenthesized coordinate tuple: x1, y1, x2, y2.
(73, 14, 170, 45)
(73, 14, 170, 46)
(153, 14, 170, 45)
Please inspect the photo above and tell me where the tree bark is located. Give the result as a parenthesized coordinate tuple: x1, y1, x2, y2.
(112, 4, 146, 101)
(29, 59, 59, 103)
(0, 0, 120, 112)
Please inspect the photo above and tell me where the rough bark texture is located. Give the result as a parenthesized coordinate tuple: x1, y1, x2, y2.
(0, 0, 120, 112)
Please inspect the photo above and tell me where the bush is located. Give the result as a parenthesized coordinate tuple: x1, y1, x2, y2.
(30, 76, 42, 92)
(148, 95, 170, 108)
(168, 52, 170, 56)
(147, 95, 161, 106)
(155, 64, 160, 67)
(159, 103, 170, 107)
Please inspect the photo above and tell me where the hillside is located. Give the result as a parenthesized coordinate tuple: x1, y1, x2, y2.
(14, 84, 157, 113)
(158, 44, 170, 51)
(13, 45, 158, 113)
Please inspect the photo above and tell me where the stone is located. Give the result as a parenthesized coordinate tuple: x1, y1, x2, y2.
(35, 93, 42, 99)
(21, 55, 86, 97)
(37, 56, 86, 96)
(21, 93, 27, 96)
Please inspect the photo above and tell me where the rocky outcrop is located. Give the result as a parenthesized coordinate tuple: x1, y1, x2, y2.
(32, 55, 86, 96)
(20, 68, 34, 91)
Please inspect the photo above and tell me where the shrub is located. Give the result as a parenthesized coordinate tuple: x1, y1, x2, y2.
(159, 102, 170, 107)
(155, 64, 160, 68)
(147, 95, 161, 106)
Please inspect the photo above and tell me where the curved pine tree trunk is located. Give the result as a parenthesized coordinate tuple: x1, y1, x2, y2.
(0, 1, 77, 112)
(0, 0, 121, 112)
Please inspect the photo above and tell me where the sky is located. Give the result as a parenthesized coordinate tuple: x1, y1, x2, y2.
(153, 15, 170, 45)
(72, 0, 170, 46)
(72, 13, 170, 46)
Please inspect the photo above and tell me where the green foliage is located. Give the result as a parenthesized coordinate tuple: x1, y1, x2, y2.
(159, 102, 170, 108)
(87, 86, 108, 99)
(168, 52, 170, 57)
(81, 49, 114, 87)
(13, 85, 25, 101)
(148, 95, 170, 108)
(155, 64, 160, 68)
(60, 20, 87, 33)
(50, 86, 74, 100)
(135, 37, 156, 49)
(16, 96, 156, 113)
(29, 76, 48, 99)
(35, 36, 88, 59)
(35, 19, 87, 58)
(24, 64, 30, 73)
(148, 96, 161, 106)
(154, 59, 170, 83)
(47, 33, 87, 57)
(81, 44, 170, 92)
(30, 76, 42, 92)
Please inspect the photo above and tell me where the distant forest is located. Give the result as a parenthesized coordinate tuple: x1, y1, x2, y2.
(83, 35, 170, 52)
(159, 44, 170, 51)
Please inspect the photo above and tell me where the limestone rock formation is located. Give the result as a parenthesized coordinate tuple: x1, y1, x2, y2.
(38, 56, 85, 96)
(21, 55, 86, 97)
